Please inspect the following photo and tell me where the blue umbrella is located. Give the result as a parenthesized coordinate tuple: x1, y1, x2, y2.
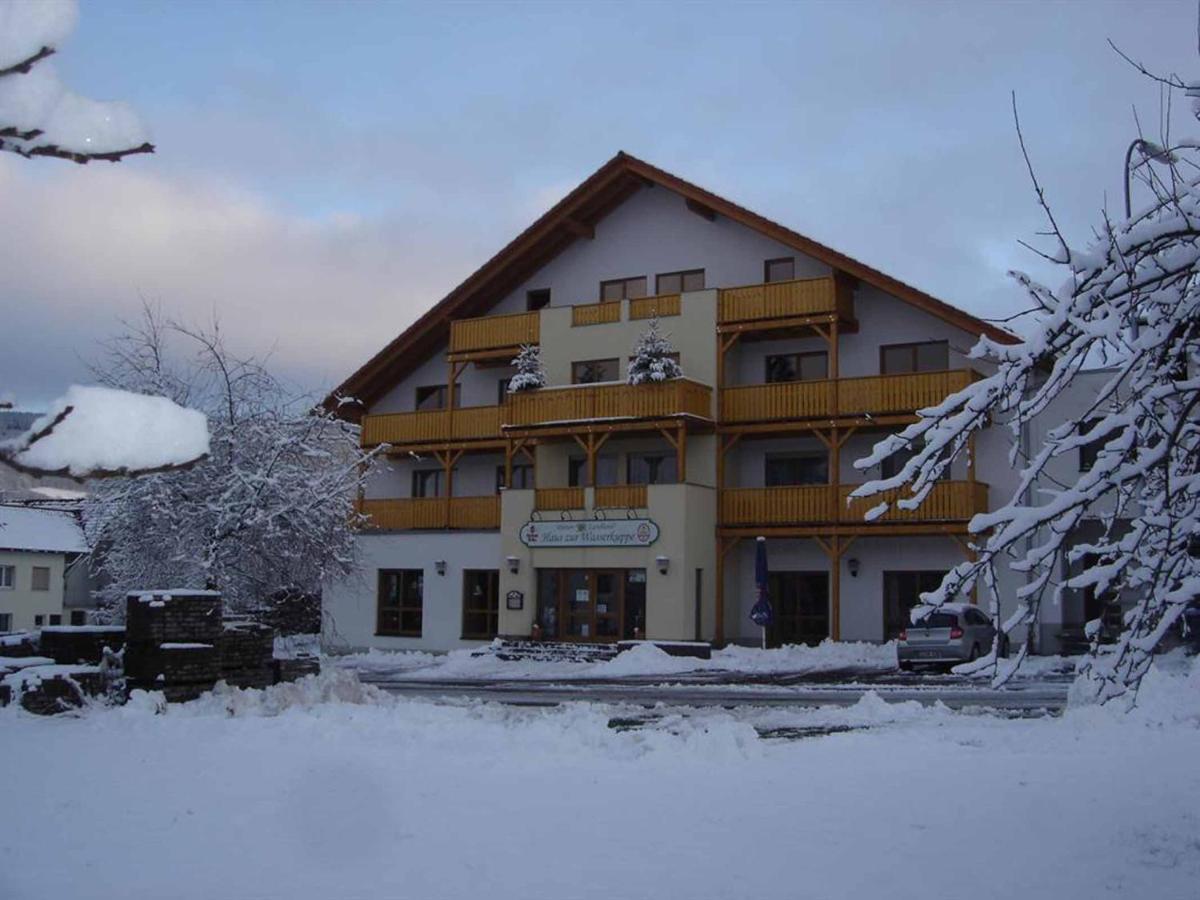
(749, 536, 772, 647)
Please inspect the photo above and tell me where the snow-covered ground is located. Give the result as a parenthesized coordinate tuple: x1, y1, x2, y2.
(1, 659, 1197, 900)
(337, 639, 901, 682)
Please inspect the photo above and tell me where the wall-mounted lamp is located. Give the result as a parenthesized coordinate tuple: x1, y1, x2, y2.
(506, 555, 520, 574)
(847, 557, 860, 578)
(655, 555, 670, 575)
(434, 560, 447, 576)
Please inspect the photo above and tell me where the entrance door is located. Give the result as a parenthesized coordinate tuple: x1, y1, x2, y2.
(545, 569, 640, 643)
(593, 570, 622, 640)
(768, 571, 829, 647)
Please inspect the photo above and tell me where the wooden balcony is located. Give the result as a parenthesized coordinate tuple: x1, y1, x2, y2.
(505, 378, 713, 430)
(361, 405, 503, 448)
(535, 487, 585, 511)
(719, 481, 988, 530)
(594, 484, 648, 509)
(448, 311, 539, 360)
(571, 301, 622, 327)
(720, 370, 975, 426)
(628, 294, 681, 320)
(718, 276, 853, 328)
(358, 496, 501, 531)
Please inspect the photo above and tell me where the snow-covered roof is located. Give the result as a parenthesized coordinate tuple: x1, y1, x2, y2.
(0, 505, 88, 554)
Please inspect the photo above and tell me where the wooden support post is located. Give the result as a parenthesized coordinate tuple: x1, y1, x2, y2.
(504, 438, 514, 491)
(714, 535, 742, 646)
(814, 534, 856, 641)
(677, 422, 687, 484)
(716, 332, 740, 421)
(829, 316, 839, 380)
(967, 432, 977, 483)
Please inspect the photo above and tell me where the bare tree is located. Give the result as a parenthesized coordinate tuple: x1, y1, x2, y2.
(852, 52, 1200, 706)
(83, 306, 379, 617)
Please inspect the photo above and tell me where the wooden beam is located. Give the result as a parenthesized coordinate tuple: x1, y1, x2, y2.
(685, 197, 716, 221)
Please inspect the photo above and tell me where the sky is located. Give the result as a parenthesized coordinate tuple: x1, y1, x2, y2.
(2, 0, 1197, 407)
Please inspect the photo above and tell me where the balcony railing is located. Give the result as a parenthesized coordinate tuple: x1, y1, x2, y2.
(535, 487, 585, 510)
(448, 311, 539, 356)
(719, 481, 988, 528)
(358, 496, 501, 531)
(720, 370, 975, 424)
(506, 378, 712, 428)
(361, 405, 503, 447)
(594, 484, 648, 509)
(571, 301, 622, 327)
(628, 294, 681, 320)
(718, 276, 852, 325)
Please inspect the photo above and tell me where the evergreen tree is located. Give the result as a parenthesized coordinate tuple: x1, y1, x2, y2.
(627, 317, 683, 385)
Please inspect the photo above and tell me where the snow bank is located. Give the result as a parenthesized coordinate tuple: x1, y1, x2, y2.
(9, 386, 208, 477)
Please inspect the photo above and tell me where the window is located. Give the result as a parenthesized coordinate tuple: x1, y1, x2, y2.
(0, 613, 11, 632)
(414, 384, 460, 411)
(572, 358, 619, 384)
(883, 571, 949, 640)
(496, 463, 534, 492)
(880, 340, 949, 374)
(49, 614, 61, 626)
(600, 276, 647, 301)
(765, 453, 828, 486)
(70, 610, 86, 626)
(881, 440, 917, 480)
(377, 569, 423, 636)
(655, 269, 705, 294)
(1078, 418, 1105, 472)
(526, 288, 551, 311)
(765, 351, 828, 383)
(765, 257, 795, 283)
(627, 453, 678, 485)
(412, 469, 444, 498)
(568, 455, 619, 487)
(461, 570, 500, 639)
(31, 566, 50, 591)
(35, 615, 45, 627)
(0, 565, 12, 589)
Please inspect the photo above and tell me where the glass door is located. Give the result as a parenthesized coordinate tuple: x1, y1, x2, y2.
(593, 571, 622, 640)
(563, 570, 592, 639)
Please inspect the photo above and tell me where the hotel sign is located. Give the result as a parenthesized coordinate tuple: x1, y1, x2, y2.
(519, 519, 660, 548)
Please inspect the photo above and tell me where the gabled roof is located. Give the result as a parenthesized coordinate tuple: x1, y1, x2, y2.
(327, 152, 1018, 415)
(0, 505, 88, 554)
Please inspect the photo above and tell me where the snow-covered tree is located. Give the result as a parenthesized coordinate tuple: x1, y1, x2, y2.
(852, 80, 1200, 705)
(627, 317, 682, 385)
(0, 0, 153, 164)
(507, 344, 546, 393)
(84, 306, 378, 617)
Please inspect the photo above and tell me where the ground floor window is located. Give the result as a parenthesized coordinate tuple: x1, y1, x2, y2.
(0, 613, 10, 631)
(377, 569, 423, 637)
(70, 610, 86, 626)
(462, 570, 499, 639)
(767, 571, 828, 647)
(883, 570, 948, 640)
(537, 568, 646, 642)
(49, 614, 61, 626)
(0, 565, 12, 589)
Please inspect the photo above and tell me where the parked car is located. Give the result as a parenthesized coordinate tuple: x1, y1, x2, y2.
(898, 602, 997, 669)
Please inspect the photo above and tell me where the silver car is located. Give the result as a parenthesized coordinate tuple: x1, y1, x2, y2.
(898, 602, 997, 669)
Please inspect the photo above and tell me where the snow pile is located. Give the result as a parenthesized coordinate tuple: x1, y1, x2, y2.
(1067, 650, 1200, 725)
(0, 504, 87, 552)
(0, 0, 151, 157)
(8, 385, 208, 477)
(710, 639, 898, 675)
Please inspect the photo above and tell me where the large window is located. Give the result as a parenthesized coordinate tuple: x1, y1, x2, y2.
(764, 257, 795, 283)
(880, 340, 949, 374)
(765, 351, 828, 383)
(627, 453, 678, 485)
(415, 384, 460, 411)
(0, 565, 12, 589)
(655, 269, 705, 294)
(572, 358, 619, 384)
(411, 469, 445, 498)
(765, 453, 828, 486)
(568, 455, 619, 487)
(526, 288, 551, 311)
(883, 571, 949, 640)
(0, 613, 11, 632)
(31, 566, 50, 591)
(600, 276, 648, 301)
(461, 570, 500, 640)
(377, 569, 423, 637)
(496, 463, 534, 492)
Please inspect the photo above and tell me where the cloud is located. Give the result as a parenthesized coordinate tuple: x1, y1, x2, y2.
(0, 156, 479, 404)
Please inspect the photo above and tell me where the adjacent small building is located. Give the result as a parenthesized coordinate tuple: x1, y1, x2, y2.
(323, 152, 1098, 654)
(0, 505, 90, 632)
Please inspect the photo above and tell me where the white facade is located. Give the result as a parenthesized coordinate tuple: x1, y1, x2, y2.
(0, 505, 89, 633)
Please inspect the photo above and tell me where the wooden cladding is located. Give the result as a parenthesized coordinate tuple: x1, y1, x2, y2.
(361, 405, 503, 447)
(594, 484, 648, 509)
(506, 379, 712, 427)
(718, 276, 851, 325)
(628, 294, 681, 320)
(449, 311, 539, 356)
(358, 496, 501, 531)
(572, 302, 623, 327)
(721, 370, 975, 424)
(719, 481, 987, 527)
(535, 487, 585, 510)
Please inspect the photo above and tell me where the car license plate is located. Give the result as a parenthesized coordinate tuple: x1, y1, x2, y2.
(918, 650, 940, 659)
